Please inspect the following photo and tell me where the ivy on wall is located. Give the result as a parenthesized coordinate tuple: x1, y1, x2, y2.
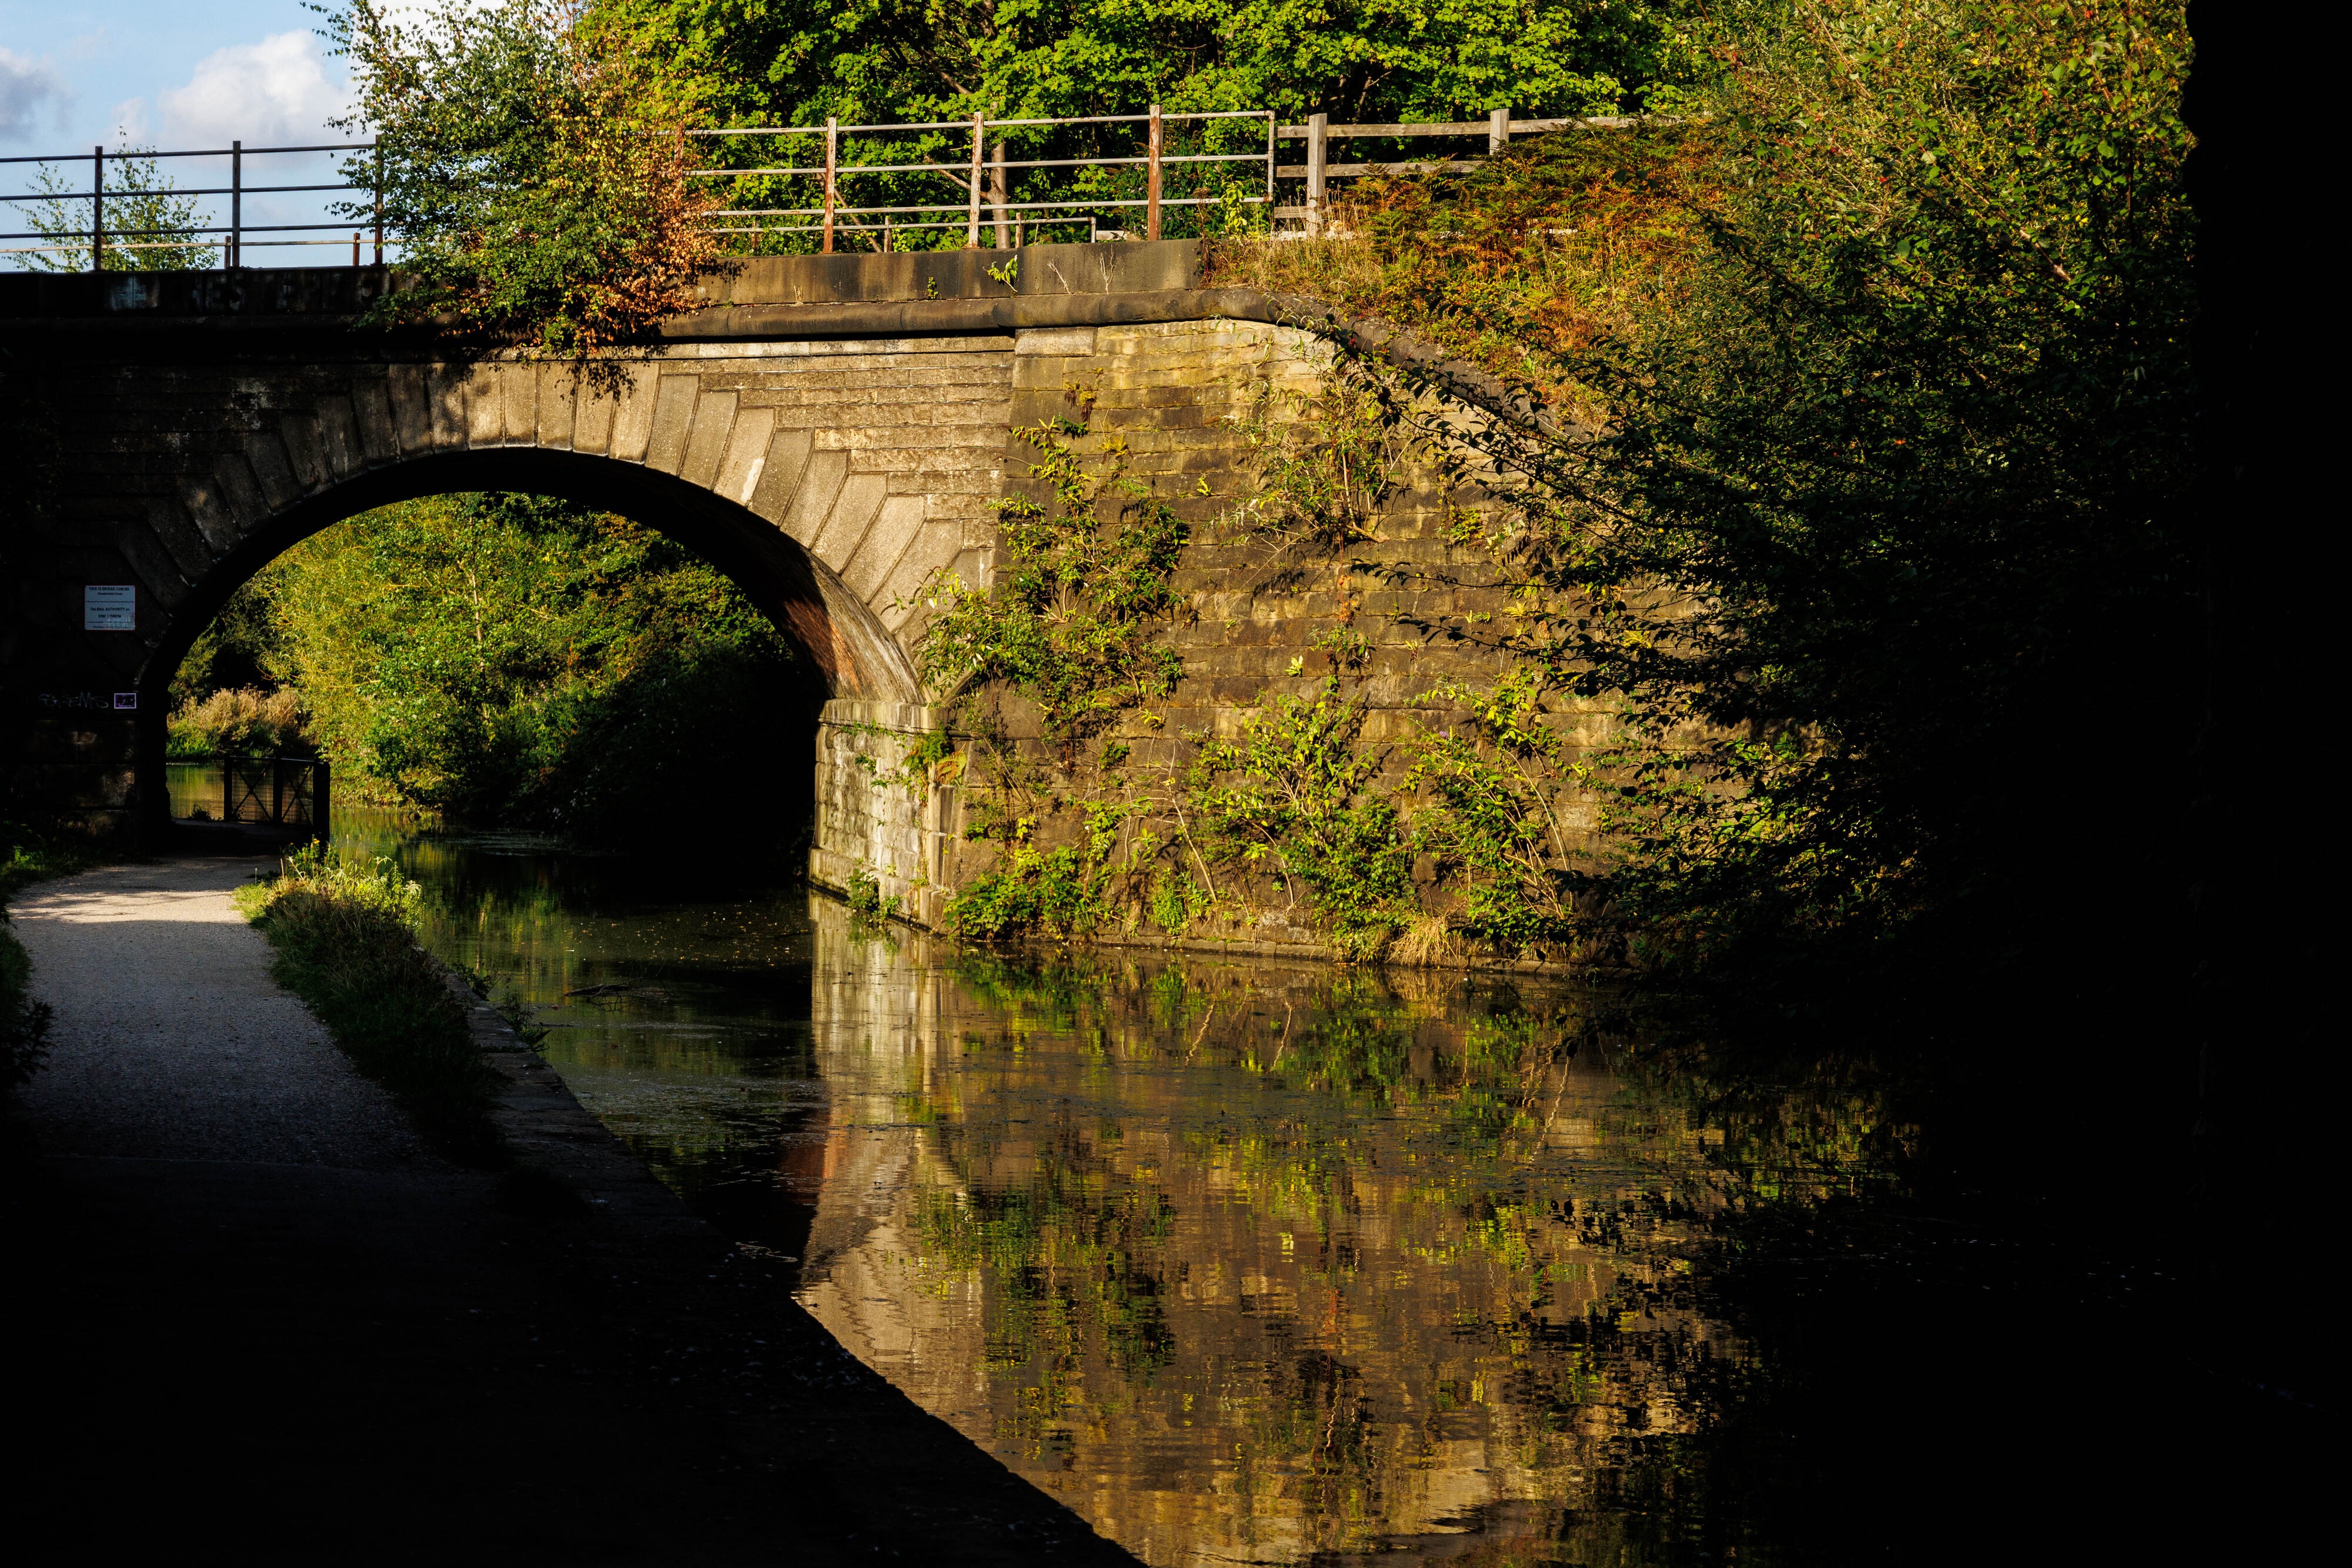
(917, 387, 1190, 940)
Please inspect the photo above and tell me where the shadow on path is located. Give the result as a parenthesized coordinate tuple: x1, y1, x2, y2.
(5, 855, 1136, 1563)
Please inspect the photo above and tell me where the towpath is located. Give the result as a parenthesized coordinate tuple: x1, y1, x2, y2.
(5, 854, 1133, 1563)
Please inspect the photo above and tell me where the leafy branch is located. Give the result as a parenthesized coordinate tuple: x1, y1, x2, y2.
(321, 0, 719, 357)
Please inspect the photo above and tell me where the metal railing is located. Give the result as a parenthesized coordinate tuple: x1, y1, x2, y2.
(1, 109, 1641, 268)
(173, 754, 329, 834)
(1, 141, 383, 268)
(1277, 112, 1661, 235)
(691, 106, 1275, 252)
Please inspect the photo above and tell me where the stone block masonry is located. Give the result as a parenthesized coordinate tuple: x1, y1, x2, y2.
(2, 241, 1606, 945)
(810, 700, 968, 930)
(958, 316, 1612, 944)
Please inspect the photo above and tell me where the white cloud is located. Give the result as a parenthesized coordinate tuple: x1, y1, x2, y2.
(157, 31, 349, 151)
(0, 47, 71, 143)
(109, 98, 153, 148)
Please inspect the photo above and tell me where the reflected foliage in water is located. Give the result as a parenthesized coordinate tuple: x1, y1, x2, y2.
(346, 821, 1935, 1566)
(817, 941, 1917, 1565)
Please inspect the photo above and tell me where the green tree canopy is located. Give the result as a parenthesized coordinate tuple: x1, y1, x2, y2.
(191, 494, 813, 847)
(323, 0, 716, 351)
(587, 0, 1709, 126)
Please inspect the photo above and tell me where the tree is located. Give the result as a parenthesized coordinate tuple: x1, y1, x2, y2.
(584, 0, 1709, 250)
(1364, 0, 2196, 974)
(321, 0, 717, 353)
(198, 493, 807, 844)
(591, 0, 1705, 123)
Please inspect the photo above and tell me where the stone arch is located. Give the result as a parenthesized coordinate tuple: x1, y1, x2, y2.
(82, 340, 1014, 845)
(144, 443, 924, 703)
(135, 347, 1008, 696)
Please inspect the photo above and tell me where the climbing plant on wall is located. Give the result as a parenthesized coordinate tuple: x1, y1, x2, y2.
(918, 386, 1190, 939)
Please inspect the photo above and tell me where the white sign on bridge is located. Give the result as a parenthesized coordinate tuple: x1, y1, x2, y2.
(83, 584, 136, 631)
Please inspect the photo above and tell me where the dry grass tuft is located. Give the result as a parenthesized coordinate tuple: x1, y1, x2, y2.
(1390, 912, 1461, 968)
(169, 686, 309, 758)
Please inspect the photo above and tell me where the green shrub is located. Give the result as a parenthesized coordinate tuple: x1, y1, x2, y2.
(1185, 678, 1415, 959)
(1, 920, 52, 1098)
(1402, 669, 1584, 956)
(846, 864, 903, 925)
(239, 844, 501, 1161)
(166, 686, 309, 760)
(1147, 868, 1212, 937)
(947, 844, 1106, 942)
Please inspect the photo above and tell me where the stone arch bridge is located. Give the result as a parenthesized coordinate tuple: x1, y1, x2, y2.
(2, 240, 1507, 925)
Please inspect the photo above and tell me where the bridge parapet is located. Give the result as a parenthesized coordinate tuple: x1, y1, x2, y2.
(0, 238, 1200, 323)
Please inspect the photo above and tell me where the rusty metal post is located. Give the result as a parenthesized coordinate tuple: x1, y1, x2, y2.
(372, 140, 383, 265)
(1145, 105, 1163, 242)
(990, 139, 1010, 250)
(229, 141, 242, 268)
(821, 116, 838, 254)
(1305, 113, 1327, 237)
(91, 146, 103, 271)
(966, 114, 984, 248)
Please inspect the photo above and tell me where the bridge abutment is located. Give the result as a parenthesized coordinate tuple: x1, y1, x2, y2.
(811, 701, 967, 928)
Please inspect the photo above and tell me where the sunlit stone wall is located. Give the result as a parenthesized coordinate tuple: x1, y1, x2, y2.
(5, 248, 1607, 938)
(811, 699, 965, 928)
(946, 317, 1613, 945)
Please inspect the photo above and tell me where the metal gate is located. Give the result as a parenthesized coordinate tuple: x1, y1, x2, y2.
(221, 754, 329, 832)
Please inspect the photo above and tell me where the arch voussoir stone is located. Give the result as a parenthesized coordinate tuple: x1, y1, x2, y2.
(713, 406, 775, 506)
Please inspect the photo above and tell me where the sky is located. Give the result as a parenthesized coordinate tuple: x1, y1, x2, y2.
(2, 1, 360, 264)
(1, 1, 350, 152)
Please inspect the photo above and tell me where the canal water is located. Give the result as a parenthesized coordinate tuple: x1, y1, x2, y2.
(295, 806, 2249, 1566)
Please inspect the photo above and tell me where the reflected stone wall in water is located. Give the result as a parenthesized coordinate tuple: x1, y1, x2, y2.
(362, 823, 1910, 1567)
(793, 901, 1750, 1567)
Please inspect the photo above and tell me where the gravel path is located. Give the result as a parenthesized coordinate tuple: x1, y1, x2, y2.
(11, 855, 432, 1168)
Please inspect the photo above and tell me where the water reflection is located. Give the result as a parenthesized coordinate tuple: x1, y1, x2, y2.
(343, 823, 1910, 1566)
(166, 760, 225, 820)
(804, 917, 1751, 1566)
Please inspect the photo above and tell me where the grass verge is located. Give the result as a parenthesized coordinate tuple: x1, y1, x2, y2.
(235, 844, 503, 1164)
(1, 918, 52, 1100)
(3, 837, 104, 1100)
